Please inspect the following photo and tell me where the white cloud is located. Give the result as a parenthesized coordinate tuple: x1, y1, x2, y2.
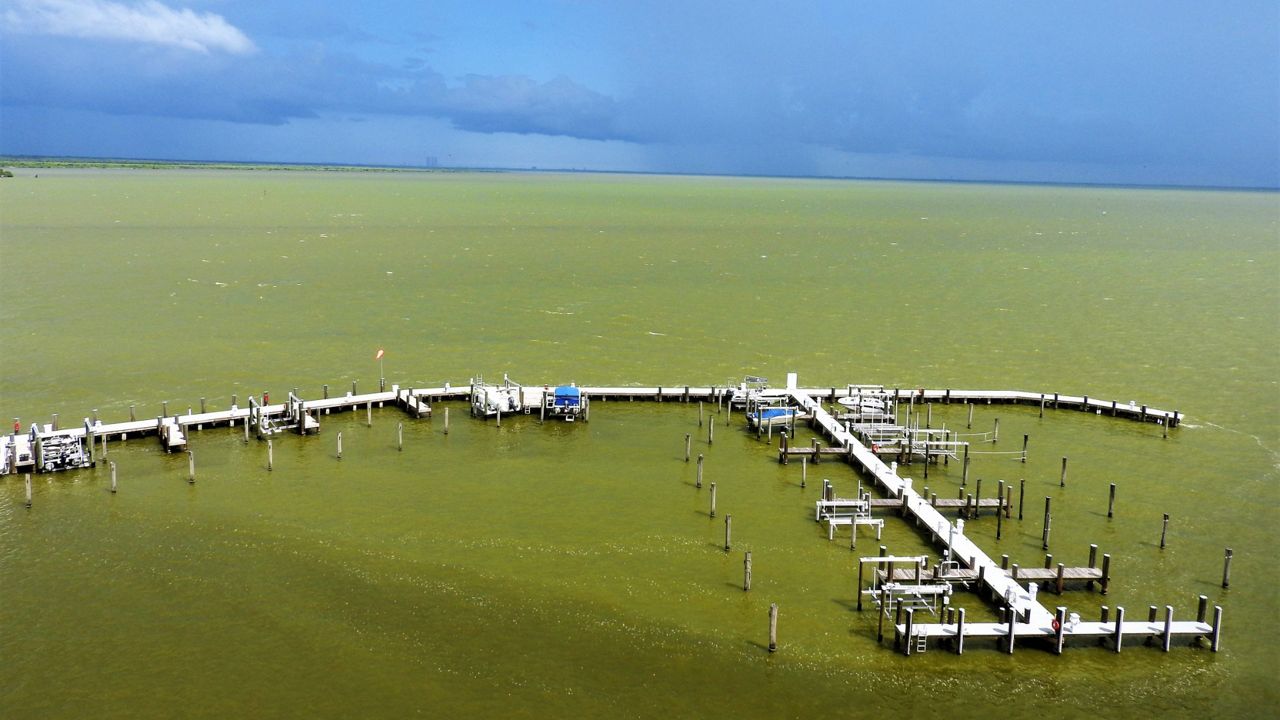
(1, 0, 256, 54)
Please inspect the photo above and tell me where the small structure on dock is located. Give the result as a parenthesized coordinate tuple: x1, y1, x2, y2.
(12, 422, 95, 471)
(158, 417, 187, 452)
(835, 387, 896, 424)
(470, 375, 525, 418)
(728, 376, 790, 409)
(541, 385, 587, 421)
(745, 397, 808, 430)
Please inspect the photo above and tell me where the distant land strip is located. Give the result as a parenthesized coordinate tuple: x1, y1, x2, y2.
(0, 156, 479, 173)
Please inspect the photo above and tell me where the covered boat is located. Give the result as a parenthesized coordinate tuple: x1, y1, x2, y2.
(543, 384, 587, 421)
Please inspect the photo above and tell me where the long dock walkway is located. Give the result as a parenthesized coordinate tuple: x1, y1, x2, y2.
(783, 384, 1218, 655)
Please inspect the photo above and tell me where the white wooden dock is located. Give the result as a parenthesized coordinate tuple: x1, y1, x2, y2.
(1, 373, 1219, 657)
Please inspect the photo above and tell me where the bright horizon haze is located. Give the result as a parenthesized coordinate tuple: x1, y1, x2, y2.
(2, 1, 1277, 187)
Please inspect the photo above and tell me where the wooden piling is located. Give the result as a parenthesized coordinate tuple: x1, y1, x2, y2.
(974, 478, 982, 519)
(996, 492, 1004, 539)
(187, 450, 195, 483)
(1160, 513, 1170, 549)
(1022, 434, 1028, 462)
(1018, 479, 1025, 520)
(724, 514, 732, 551)
(708, 416, 715, 444)
(744, 551, 752, 591)
(895, 601, 905, 650)
(993, 418, 999, 443)
(962, 455, 970, 486)
(199, 398, 206, 414)
(684, 433, 691, 462)
(699, 401, 704, 427)
(1222, 548, 1233, 588)
(1197, 595, 1208, 624)
(967, 403, 973, 429)
(1005, 604, 1016, 654)
(1039, 395, 1045, 418)
(1087, 544, 1098, 589)
(1054, 606, 1067, 654)
(1056, 563, 1066, 594)
(955, 608, 966, 655)
(1108, 483, 1116, 518)
(323, 384, 329, 399)
(904, 608, 916, 656)
(129, 404, 136, 422)
(696, 454, 704, 488)
(444, 407, 450, 435)
(397, 422, 403, 451)
(24, 473, 32, 508)
(1042, 496, 1052, 550)
(337, 432, 343, 459)
(1113, 606, 1125, 652)
(1060, 457, 1068, 487)
(768, 603, 778, 653)
(800, 456, 807, 488)
(709, 482, 716, 517)
(1163, 606, 1176, 651)
(1210, 606, 1223, 652)
(367, 402, 372, 427)
(110, 461, 117, 493)
(1101, 553, 1111, 595)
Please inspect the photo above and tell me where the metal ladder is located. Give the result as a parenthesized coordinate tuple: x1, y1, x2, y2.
(915, 627, 928, 653)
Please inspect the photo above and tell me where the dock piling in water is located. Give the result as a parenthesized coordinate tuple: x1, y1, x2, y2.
(709, 482, 716, 517)
(768, 603, 778, 652)
(110, 461, 117, 493)
(724, 514, 732, 551)
(1108, 483, 1117, 518)
(268, 439, 274, 471)
(684, 433, 691, 462)
(337, 432, 343, 459)
(1160, 513, 1170, 549)
(744, 551, 752, 591)
(187, 450, 195, 483)
(397, 422, 403, 451)
(1042, 496, 1052, 550)
(696, 453, 704, 488)
(1222, 548, 1233, 588)
(25, 473, 32, 508)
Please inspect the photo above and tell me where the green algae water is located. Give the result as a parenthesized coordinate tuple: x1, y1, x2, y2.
(1, 169, 1277, 718)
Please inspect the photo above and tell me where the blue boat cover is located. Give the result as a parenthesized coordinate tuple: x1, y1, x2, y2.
(553, 385, 581, 407)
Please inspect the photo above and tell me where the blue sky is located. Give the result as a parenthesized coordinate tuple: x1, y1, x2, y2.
(2, 0, 1277, 186)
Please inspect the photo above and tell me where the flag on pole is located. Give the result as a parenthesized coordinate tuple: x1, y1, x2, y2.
(375, 349, 385, 360)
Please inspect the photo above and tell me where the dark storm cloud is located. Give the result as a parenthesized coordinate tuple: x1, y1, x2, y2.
(0, 29, 624, 139)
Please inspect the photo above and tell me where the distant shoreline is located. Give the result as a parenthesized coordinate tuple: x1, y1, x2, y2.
(1, 155, 1274, 192)
(0, 156, 469, 174)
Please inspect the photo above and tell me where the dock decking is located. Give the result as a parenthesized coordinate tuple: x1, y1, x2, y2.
(3, 374, 1217, 657)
